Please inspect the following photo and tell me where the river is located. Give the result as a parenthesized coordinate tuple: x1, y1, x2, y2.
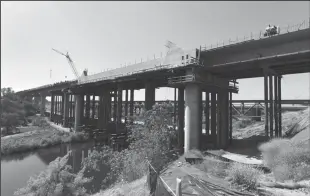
(1, 142, 95, 196)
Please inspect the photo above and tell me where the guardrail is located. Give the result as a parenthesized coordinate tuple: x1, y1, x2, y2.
(79, 58, 203, 85)
(200, 19, 310, 51)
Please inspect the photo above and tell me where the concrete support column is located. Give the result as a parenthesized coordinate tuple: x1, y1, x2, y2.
(278, 76, 282, 137)
(74, 94, 83, 132)
(145, 82, 155, 111)
(50, 94, 55, 121)
(264, 74, 269, 137)
(61, 95, 65, 120)
(40, 94, 46, 116)
(113, 91, 117, 121)
(269, 75, 274, 138)
(178, 87, 185, 153)
(274, 76, 278, 137)
(117, 86, 123, 125)
(216, 93, 221, 148)
(63, 93, 70, 127)
(98, 90, 111, 129)
(92, 95, 95, 119)
(211, 92, 217, 143)
(129, 89, 134, 118)
(184, 83, 201, 152)
(125, 89, 128, 123)
(229, 92, 233, 144)
(85, 95, 91, 119)
(220, 91, 229, 149)
(205, 92, 210, 136)
(55, 96, 58, 116)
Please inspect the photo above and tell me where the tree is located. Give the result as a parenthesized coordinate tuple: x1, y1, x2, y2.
(1, 87, 37, 135)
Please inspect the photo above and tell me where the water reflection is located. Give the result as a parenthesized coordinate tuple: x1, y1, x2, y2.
(1, 142, 95, 196)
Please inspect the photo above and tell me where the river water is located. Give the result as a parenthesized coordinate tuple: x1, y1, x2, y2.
(1, 142, 95, 196)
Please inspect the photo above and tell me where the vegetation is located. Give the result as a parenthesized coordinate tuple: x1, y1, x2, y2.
(13, 102, 177, 195)
(1, 87, 38, 136)
(227, 162, 263, 190)
(258, 138, 310, 182)
(14, 153, 91, 196)
(1, 116, 89, 156)
(80, 102, 178, 194)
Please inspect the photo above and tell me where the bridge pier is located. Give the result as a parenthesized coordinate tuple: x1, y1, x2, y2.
(145, 82, 155, 111)
(50, 94, 55, 122)
(129, 89, 134, 120)
(63, 92, 70, 127)
(98, 90, 111, 129)
(178, 87, 185, 153)
(211, 92, 217, 146)
(85, 95, 91, 119)
(40, 94, 46, 117)
(91, 95, 95, 119)
(184, 83, 202, 152)
(125, 89, 129, 123)
(205, 92, 210, 136)
(116, 85, 123, 129)
(113, 90, 117, 122)
(74, 94, 84, 132)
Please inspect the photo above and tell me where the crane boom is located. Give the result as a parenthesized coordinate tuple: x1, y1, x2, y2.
(52, 48, 80, 79)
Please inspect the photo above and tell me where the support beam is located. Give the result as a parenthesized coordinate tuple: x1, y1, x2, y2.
(50, 94, 55, 121)
(274, 76, 278, 137)
(117, 86, 123, 125)
(113, 91, 117, 121)
(129, 89, 134, 118)
(269, 75, 274, 138)
(264, 74, 269, 137)
(85, 95, 91, 119)
(211, 92, 217, 144)
(40, 94, 46, 117)
(98, 90, 111, 129)
(61, 95, 64, 120)
(92, 95, 95, 119)
(184, 83, 201, 152)
(178, 87, 185, 153)
(205, 92, 210, 136)
(278, 76, 282, 137)
(229, 92, 233, 144)
(63, 93, 70, 127)
(145, 82, 155, 111)
(220, 91, 229, 149)
(125, 89, 128, 123)
(74, 94, 83, 132)
(174, 88, 177, 127)
(216, 93, 221, 148)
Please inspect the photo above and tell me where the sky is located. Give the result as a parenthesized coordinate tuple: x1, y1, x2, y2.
(1, 1, 310, 101)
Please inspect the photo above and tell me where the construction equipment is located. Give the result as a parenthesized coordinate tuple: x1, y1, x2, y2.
(52, 48, 87, 79)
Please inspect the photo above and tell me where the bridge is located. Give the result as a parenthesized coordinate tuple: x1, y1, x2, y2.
(16, 20, 310, 152)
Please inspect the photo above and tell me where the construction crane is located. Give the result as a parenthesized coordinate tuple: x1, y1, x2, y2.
(52, 48, 86, 79)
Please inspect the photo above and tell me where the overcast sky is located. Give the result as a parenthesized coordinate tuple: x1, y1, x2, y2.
(1, 1, 309, 100)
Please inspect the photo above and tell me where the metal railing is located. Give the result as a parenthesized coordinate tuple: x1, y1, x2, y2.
(200, 19, 309, 51)
(79, 58, 203, 85)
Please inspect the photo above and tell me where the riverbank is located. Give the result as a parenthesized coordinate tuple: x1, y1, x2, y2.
(1, 116, 89, 156)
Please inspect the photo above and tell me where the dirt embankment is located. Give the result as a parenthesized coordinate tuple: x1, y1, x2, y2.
(233, 108, 309, 142)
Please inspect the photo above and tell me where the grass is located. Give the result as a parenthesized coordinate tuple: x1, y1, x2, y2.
(258, 138, 310, 182)
(1, 117, 89, 156)
(227, 162, 263, 190)
(92, 176, 150, 196)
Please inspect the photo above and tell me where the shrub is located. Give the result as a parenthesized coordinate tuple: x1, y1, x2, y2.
(227, 162, 263, 190)
(258, 138, 310, 182)
(14, 153, 91, 196)
(77, 102, 178, 194)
